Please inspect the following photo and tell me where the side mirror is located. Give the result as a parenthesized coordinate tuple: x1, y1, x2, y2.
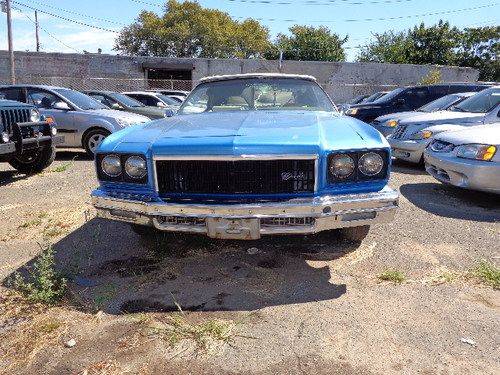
(111, 103, 123, 110)
(164, 108, 176, 118)
(53, 101, 71, 111)
(394, 98, 405, 107)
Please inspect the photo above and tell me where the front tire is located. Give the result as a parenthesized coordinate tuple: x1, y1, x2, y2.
(339, 225, 370, 242)
(8, 146, 56, 174)
(83, 129, 110, 157)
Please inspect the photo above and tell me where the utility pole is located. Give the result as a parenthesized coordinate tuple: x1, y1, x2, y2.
(35, 10, 40, 52)
(4, 0, 16, 83)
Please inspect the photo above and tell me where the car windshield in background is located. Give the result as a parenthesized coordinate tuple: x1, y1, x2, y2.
(157, 94, 180, 106)
(418, 94, 462, 112)
(111, 93, 145, 108)
(372, 88, 403, 104)
(54, 89, 108, 110)
(179, 78, 335, 114)
(451, 88, 500, 113)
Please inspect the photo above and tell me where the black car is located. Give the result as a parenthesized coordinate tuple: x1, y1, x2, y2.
(0, 99, 64, 173)
(345, 83, 491, 123)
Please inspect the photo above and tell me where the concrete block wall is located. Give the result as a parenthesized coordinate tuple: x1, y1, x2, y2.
(0, 51, 480, 103)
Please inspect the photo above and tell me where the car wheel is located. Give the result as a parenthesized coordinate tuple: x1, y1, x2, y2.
(83, 129, 110, 157)
(8, 146, 56, 174)
(339, 225, 370, 242)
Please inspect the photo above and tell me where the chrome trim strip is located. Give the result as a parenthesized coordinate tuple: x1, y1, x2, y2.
(152, 154, 319, 161)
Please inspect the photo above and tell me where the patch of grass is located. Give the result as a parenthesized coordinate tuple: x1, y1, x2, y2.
(379, 270, 405, 283)
(18, 218, 42, 228)
(92, 284, 117, 310)
(37, 318, 62, 334)
(10, 244, 67, 304)
(43, 221, 71, 239)
(471, 261, 500, 289)
(50, 156, 77, 173)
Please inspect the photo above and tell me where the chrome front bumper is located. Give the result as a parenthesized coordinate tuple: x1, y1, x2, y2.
(91, 187, 399, 239)
(389, 138, 429, 164)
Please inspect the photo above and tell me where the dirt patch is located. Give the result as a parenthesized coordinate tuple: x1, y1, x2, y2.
(94, 257, 161, 278)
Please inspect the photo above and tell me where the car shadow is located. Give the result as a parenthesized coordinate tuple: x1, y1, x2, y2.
(0, 169, 31, 187)
(391, 159, 427, 176)
(400, 182, 500, 222)
(55, 150, 92, 161)
(5, 218, 355, 314)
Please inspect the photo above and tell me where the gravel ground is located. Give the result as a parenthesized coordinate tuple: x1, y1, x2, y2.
(0, 150, 499, 375)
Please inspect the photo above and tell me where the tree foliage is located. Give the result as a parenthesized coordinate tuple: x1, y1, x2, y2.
(357, 21, 499, 81)
(114, 0, 271, 59)
(267, 25, 348, 62)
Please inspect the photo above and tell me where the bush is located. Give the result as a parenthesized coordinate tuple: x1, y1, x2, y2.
(11, 244, 66, 304)
(418, 69, 442, 85)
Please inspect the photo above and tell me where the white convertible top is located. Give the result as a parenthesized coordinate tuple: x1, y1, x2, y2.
(199, 73, 317, 83)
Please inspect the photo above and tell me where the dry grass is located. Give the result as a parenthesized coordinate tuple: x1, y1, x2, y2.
(76, 360, 124, 375)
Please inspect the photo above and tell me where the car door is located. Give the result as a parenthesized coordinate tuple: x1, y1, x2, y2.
(26, 88, 76, 146)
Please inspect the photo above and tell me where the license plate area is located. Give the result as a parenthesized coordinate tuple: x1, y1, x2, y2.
(206, 218, 260, 240)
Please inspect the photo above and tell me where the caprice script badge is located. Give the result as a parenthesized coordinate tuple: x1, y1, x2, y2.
(281, 171, 307, 181)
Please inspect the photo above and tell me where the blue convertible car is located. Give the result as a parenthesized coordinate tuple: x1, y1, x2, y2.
(91, 74, 399, 242)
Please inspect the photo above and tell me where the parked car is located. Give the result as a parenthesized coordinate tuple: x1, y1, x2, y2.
(146, 89, 190, 99)
(123, 91, 180, 110)
(425, 123, 500, 194)
(91, 73, 399, 242)
(0, 85, 151, 157)
(345, 83, 490, 123)
(371, 92, 476, 137)
(83, 90, 173, 119)
(0, 98, 63, 173)
(339, 92, 387, 114)
(388, 86, 500, 164)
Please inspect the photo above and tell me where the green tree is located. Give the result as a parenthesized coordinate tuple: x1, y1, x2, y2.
(267, 25, 348, 62)
(114, 0, 271, 59)
(357, 30, 413, 64)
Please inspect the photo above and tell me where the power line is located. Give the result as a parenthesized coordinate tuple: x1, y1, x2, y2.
(226, 0, 418, 6)
(13, 1, 120, 33)
(17, 0, 127, 26)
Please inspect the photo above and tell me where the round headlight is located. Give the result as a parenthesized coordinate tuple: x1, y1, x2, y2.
(330, 154, 355, 179)
(101, 155, 122, 177)
(358, 152, 384, 176)
(30, 108, 41, 122)
(50, 126, 57, 136)
(125, 156, 147, 179)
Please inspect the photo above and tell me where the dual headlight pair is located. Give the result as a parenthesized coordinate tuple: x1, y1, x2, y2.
(99, 154, 148, 182)
(329, 151, 387, 181)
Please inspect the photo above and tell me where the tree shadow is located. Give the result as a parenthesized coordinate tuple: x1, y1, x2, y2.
(391, 159, 427, 176)
(400, 182, 500, 222)
(4, 218, 354, 314)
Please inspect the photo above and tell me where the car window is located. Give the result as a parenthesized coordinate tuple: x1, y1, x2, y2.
(52, 89, 108, 110)
(179, 78, 335, 114)
(127, 94, 158, 107)
(110, 93, 144, 108)
(452, 87, 500, 113)
(417, 94, 462, 112)
(157, 94, 178, 106)
(403, 87, 429, 109)
(0, 87, 25, 102)
(27, 89, 63, 109)
(89, 94, 113, 108)
(372, 88, 404, 103)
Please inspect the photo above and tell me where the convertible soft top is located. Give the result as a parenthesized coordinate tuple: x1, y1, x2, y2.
(199, 73, 317, 84)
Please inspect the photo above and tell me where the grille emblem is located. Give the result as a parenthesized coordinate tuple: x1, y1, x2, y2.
(281, 171, 307, 181)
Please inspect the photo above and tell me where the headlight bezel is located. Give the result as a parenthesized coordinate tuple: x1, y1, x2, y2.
(96, 153, 148, 184)
(30, 108, 41, 122)
(101, 155, 122, 178)
(456, 144, 497, 161)
(409, 130, 433, 141)
(328, 150, 389, 183)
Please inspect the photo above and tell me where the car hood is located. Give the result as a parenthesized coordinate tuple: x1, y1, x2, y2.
(399, 110, 485, 126)
(104, 110, 386, 156)
(84, 108, 150, 122)
(0, 99, 33, 108)
(375, 111, 425, 123)
(434, 123, 500, 145)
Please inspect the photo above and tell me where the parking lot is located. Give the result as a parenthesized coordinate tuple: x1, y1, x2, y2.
(0, 150, 498, 374)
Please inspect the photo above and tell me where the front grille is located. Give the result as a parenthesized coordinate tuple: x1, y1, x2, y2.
(157, 215, 206, 227)
(391, 124, 408, 139)
(0, 108, 31, 135)
(261, 217, 315, 228)
(156, 158, 316, 195)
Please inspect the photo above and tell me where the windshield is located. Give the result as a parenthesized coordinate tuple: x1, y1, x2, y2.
(157, 94, 180, 106)
(111, 93, 145, 108)
(54, 89, 108, 110)
(418, 94, 463, 112)
(372, 88, 404, 104)
(179, 78, 336, 114)
(364, 92, 385, 103)
(451, 87, 500, 113)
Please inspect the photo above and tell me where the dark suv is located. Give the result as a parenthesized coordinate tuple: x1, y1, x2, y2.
(345, 83, 491, 123)
(0, 99, 64, 173)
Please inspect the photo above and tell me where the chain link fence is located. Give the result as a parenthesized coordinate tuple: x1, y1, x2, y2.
(14, 76, 400, 103)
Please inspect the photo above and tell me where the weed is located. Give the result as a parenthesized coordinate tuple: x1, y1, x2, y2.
(18, 218, 42, 228)
(471, 261, 500, 289)
(10, 244, 66, 304)
(50, 156, 77, 173)
(379, 270, 405, 283)
(43, 221, 71, 239)
(418, 69, 442, 85)
(92, 284, 117, 310)
(38, 318, 62, 334)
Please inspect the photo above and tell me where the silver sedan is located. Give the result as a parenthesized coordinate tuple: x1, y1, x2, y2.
(424, 123, 500, 194)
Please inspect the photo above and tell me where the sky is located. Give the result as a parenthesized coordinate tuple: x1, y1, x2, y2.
(0, 0, 498, 61)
